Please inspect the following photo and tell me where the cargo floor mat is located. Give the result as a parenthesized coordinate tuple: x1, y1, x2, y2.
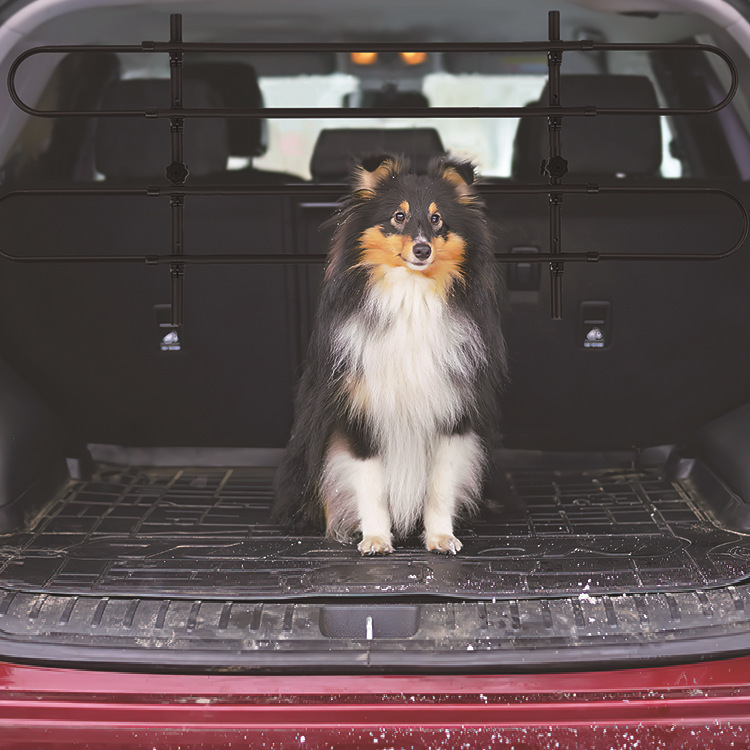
(1, 451, 749, 600)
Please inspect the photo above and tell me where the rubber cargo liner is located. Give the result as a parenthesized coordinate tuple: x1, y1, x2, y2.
(1, 451, 749, 600)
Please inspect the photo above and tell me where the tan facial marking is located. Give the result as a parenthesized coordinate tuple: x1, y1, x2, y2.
(357, 226, 409, 280)
(358, 226, 466, 298)
(423, 231, 467, 297)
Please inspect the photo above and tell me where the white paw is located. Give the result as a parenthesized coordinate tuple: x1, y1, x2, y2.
(358, 535, 394, 555)
(425, 533, 463, 555)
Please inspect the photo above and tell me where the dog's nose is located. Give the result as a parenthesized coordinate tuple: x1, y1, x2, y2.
(412, 242, 432, 261)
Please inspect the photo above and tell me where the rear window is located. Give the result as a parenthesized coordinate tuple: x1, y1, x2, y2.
(253, 69, 684, 179)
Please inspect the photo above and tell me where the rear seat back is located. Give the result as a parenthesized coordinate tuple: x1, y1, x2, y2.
(95, 69, 301, 185)
(511, 75, 663, 180)
(182, 60, 302, 185)
(185, 60, 267, 161)
(493, 74, 750, 450)
(310, 127, 445, 182)
(0, 70, 747, 454)
(95, 78, 229, 181)
(0, 73, 302, 449)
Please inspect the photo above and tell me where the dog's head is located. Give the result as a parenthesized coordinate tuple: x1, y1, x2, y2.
(329, 155, 485, 295)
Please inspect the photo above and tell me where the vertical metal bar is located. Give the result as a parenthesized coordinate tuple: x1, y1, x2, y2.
(168, 13, 185, 327)
(547, 10, 565, 321)
(170, 195, 184, 324)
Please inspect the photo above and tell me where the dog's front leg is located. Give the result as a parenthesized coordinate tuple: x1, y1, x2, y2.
(354, 456, 393, 555)
(423, 431, 484, 554)
(322, 434, 393, 554)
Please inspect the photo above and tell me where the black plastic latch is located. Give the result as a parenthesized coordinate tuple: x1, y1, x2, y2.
(580, 301, 611, 349)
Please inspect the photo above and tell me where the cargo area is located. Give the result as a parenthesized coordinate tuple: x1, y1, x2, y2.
(1, 447, 750, 601)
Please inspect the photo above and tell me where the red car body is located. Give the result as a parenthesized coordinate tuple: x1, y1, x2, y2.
(2, 656, 750, 748)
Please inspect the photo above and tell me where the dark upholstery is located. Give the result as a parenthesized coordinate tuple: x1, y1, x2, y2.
(185, 61, 267, 157)
(358, 89, 429, 109)
(94, 79, 229, 180)
(310, 128, 445, 182)
(511, 75, 662, 179)
(3, 65, 749, 458)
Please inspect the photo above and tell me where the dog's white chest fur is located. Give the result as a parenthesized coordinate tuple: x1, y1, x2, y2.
(332, 267, 485, 531)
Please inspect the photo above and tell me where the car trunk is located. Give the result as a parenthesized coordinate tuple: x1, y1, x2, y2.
(2, 419, 750, 670)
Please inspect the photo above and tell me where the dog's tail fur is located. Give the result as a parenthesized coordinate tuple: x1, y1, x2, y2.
(271, 345, 332, 531)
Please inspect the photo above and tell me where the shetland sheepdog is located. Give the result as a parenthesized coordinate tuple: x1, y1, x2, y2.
(272, 155, 507, 554)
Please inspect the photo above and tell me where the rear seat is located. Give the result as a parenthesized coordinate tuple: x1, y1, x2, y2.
(309, 127, 445, 183)
(492, 74, 750, 450)
(95, 69, 301, 185)
(511, 74, 663, 180)
(0, 69, 747, 457)
(94, 78, 229, 182)
(0, 73, 302, 449)
(183, 60, 302, 185)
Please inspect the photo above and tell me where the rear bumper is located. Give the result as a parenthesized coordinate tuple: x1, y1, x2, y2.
(1, 656, 750, 748)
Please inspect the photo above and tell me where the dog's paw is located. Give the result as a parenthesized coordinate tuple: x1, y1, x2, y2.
(358, 535, 394, 555)
(425, 533, 463, 555)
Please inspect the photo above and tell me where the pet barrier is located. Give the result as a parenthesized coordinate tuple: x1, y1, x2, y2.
(4, 10, 748, 321)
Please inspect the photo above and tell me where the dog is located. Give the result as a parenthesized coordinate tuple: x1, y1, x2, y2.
(272, 155, 507, 554)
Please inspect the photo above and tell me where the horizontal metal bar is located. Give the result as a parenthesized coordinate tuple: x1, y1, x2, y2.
(1, 181, 743, 199)
(0, 183, 744, 264)
(5, 104, 729, 121)
(8, 40, 736, 119)
(2, 182, 744, 198)
(0, 247, 739, 265)
(7, 38, 726, 55)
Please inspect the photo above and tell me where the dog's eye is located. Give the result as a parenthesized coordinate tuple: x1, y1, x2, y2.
(393, 211, 406, 223)
(430, 212, 442, 225)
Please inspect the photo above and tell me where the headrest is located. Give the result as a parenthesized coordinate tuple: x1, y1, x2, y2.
(511, 75, 662, 179)
(310, 128, 445, 182)
(185, 61, 266, 157)
(359, 89, 429, 109)
(94, 79, 229, 181)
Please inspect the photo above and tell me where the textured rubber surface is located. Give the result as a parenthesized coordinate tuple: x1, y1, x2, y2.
(1, 457, 749, 600)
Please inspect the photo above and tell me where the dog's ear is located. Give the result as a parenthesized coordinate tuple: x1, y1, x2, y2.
(433, 158, 481, 206)
(352, 154, 406, 197)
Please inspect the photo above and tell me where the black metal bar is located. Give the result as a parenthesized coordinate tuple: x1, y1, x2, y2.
(170, 195, 184, 323)
(0, 183, 745, 264)
(0, 181, 742, 207)
(8, 41, 737, 118)
(4, 103, 729, 120)
(8, 38, 736, 57)
(168, 13, 185, 326)
(546, 10, 565, 321)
